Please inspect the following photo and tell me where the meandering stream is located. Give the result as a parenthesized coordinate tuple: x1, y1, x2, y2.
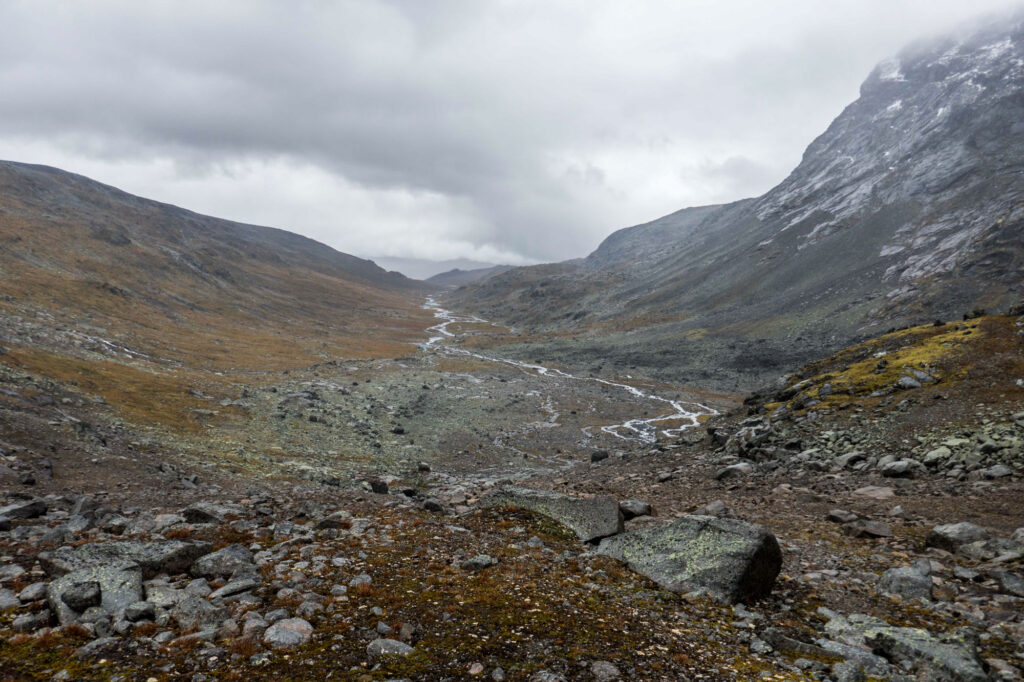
(420, 298, 715, 443)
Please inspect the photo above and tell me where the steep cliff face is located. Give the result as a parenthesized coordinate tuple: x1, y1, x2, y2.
(449, 13, 1024, 389)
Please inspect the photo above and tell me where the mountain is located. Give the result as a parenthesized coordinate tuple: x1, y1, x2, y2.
(426, 265, 514, 288)
(0, 160, 430, 374)
(448, 13, 1024, 391)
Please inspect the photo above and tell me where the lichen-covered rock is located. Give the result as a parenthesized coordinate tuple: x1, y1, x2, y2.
(878, 564, 933, 601)
(596, 515, 782, 603)
(191, 543, 255, 579)
(926, 522, 989, 554)
(823, 612, 988, 682)
(263, 617, 314, 649)
(479, 486, 623, 543)
(47, 561, 143, 625)
(40, 540, 212, 578)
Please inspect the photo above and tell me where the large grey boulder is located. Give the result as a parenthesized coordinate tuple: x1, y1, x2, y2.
(596, 515, 782, 603)
(191, 543, 255, 579)
(170, 592, 227, 630)
(0, 499, 47, 520)
(263, 617, 314, 649)
(878, 563, 933, 601)
(40, 540, 212, 578)
(479, 486, 623, 543)
(824, 612, 988, 682)
(47, 561, 143, 625)
(926, 523, 989, 554)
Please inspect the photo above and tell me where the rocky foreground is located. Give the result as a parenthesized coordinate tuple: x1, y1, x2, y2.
(1, 314, 1023, 680)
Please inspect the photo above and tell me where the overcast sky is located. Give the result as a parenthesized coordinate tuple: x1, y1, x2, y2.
(0, 1, 1019, 272)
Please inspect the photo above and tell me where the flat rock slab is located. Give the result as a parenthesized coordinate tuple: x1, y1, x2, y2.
(825, 612, 988, 682)
(47, 561, 143, 625)
(40, 540, 212, 578)
(596, 515, 782, 603)
(479, 486, 623, 543)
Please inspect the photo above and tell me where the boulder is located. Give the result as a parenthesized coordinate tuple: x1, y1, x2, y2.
(479, 486, 623, 543)
(263, 617, 314, 649)
(619, 499, 652, 520)
(926, 523, 989, 554)
(852, 486, 894, 501)
(0, 499, 47, 520)
(824, 612, 988, 682)
(47, 562, 143, 625)
(366, 637, 414, 659)
(170, 592, 227, 630)
(181, 502, 234, 524)
(843, 520, 893, 539)
(191, 543, 255, 579)
(878, 564, 933, 601)
(40, 540, 212, 578)
(596, 515, 782, 603)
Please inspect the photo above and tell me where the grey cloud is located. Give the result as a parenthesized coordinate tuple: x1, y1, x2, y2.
(0, 0, 1019, 264)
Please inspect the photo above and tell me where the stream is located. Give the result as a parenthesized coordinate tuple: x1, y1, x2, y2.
(420, 298, 716, 444)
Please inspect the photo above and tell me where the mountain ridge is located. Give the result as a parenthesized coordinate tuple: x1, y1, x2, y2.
(447, 14, 1024, 391)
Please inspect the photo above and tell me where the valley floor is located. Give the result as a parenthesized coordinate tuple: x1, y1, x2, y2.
(0, 297, 1022, 680)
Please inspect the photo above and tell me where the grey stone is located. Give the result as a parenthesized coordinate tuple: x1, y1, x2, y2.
(181, 502, 236, 524)
(926, 522, 990, 553)
(0, 588, 19, 610)
(619, 499, 652, 520)
(366, 637, 413, 658)
(824, 612, 988, 682)
(479, 486, 623, 543)
(0, 499, 47, 520)
(992, 570, 1024, 597)
(209, 577, 260, 600)
(40, 540, 212, 578)
(263, 617, 313, 649)
(715, 462, 753, 480)
(878, 565, 933, 601)
(48, 562, 143, 625)
(460, 555, 495, 571)
(17, 581, 48, 602)
(74, 636, 119, 658)
(880, 459, 919, 478)
(170, 592, 227, 630)
(897, 376, 922, 390)
(843, 520, 893, 538)
(983, 464, 1013, 479)
(590, 660, 622, 681)
(852, 485, 894, 500)
(125, 600, 156, 622)
(13, 610, 51, 632)
(596, 515, 782, 603)
(191, 543, 254, 579)
(60, 580, 101, 612)
(827, 509, 859, 524)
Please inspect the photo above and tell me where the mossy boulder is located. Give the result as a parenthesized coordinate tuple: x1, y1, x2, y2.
(479, 486, 623, 543)
(40, 540, 212, 578)
(596, 515, 782, 603)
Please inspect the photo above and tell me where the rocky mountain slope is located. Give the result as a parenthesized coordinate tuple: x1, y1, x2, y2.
(448, 13, 1024, 391)
(0, 160, 429, 371)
